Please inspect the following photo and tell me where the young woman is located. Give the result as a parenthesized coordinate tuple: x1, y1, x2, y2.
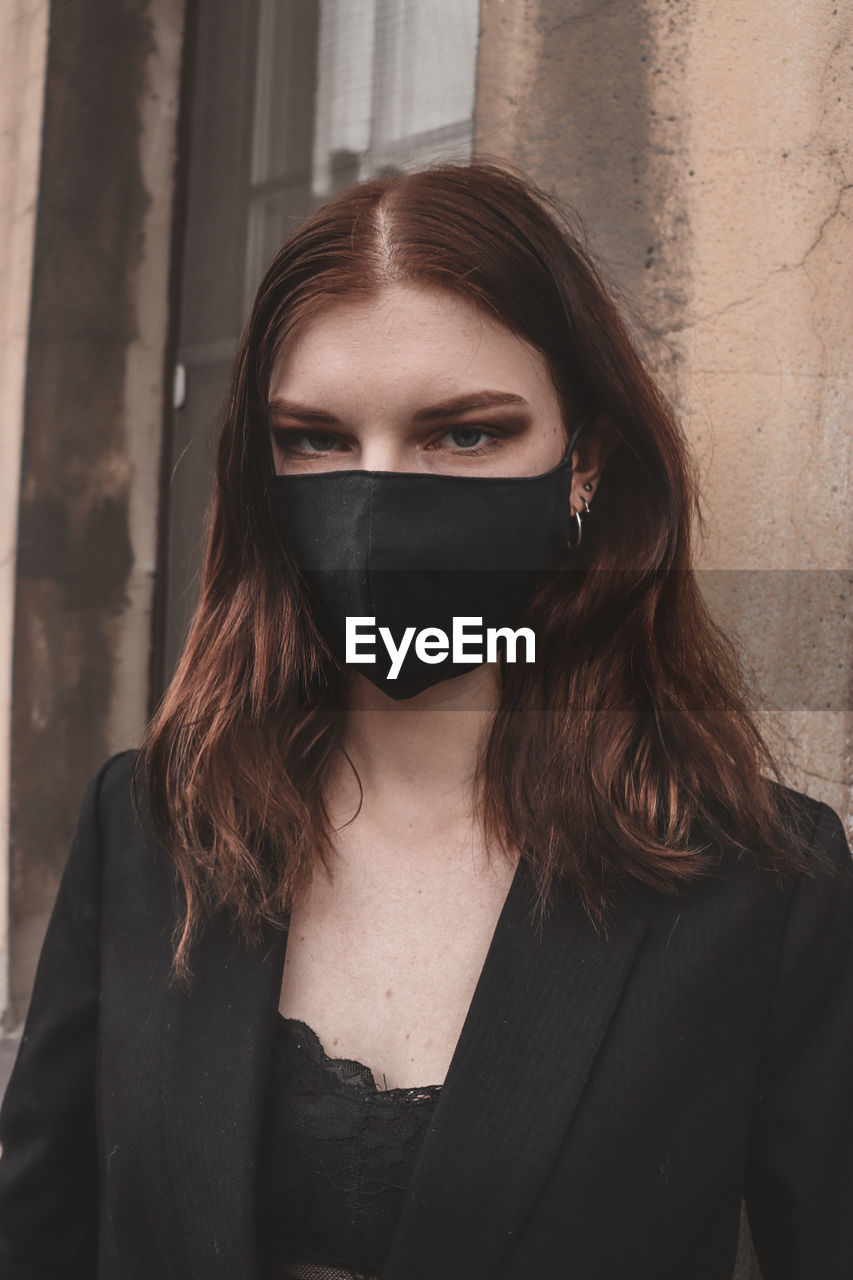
(1, 162, 851, 1280)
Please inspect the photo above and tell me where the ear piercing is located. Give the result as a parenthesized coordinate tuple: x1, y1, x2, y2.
(567, 496, 592, 550)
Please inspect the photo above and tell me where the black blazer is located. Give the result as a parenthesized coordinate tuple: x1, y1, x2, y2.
(1, 748, 852, 1279)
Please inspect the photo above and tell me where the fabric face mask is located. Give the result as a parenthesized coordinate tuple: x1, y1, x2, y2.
(271, 422, 585, 700)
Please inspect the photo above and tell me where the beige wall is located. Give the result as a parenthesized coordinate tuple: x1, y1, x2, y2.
(475, 0, 853, 827)
(3, 0, 187, 1030)
(0, 0, 51, 1024)
(110, 0, 186, 755)
(657, 2, 852, 822)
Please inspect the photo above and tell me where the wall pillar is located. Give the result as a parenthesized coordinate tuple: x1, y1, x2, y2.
(5, 0, 187, 1030)
(0, 0, 51, 1032)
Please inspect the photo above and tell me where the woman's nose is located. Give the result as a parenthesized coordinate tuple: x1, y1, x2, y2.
(356, 438, 418, 473)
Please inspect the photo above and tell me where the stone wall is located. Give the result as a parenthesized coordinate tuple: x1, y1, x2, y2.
(4, 0, 187, 1029)
(0, 0, 51, 1027)
(475, 5, 853, 1273)
(475, 0, 853, 827)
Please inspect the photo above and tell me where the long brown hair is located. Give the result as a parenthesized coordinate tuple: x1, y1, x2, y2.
(138, 161, 829, 982)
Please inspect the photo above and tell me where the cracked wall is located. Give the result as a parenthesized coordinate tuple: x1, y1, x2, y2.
(475, 0, 853, 831)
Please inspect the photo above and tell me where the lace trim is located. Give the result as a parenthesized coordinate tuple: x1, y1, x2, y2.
(284, 1264, 378, 1280)
(277, 1014, 444, 1100)
(259, 1015, 441, 1277)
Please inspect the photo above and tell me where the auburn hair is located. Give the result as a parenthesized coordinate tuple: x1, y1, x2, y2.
(137, 160, 829, 983)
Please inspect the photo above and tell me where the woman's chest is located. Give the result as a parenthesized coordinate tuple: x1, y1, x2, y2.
(277, 849, 519, 1090)
(97, 835, 797, 1279)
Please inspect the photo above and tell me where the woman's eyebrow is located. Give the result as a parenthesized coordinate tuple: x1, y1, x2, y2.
(266, 391, 531, 423)
(267, 398, 340, 424)
(413, 391, 531, 420)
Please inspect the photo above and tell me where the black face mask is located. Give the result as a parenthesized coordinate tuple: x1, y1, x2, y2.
(271, 422, 586, 700)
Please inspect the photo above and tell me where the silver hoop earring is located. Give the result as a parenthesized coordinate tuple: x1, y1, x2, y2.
(566, 498, 592, 551)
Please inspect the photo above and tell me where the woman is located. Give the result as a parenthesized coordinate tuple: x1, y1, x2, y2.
(0, 162, 851, 1280)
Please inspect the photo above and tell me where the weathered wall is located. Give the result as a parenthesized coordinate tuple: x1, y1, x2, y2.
(653, 2, 852, 823)
(475, 0, 852, 826)
(475, 4, 852, 1275)
(6, 0, 187, 1028)
(0, 0, 51, 1028)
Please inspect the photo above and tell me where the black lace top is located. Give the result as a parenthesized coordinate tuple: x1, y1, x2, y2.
(257, 1015, 443, 1280)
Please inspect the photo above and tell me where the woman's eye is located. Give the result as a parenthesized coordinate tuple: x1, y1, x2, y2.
(272, 430, 343, 455)
(302, 431, 341, 453)
(439, 426, 497, 451)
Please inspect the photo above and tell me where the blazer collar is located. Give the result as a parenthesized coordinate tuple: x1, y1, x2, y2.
(383, 860, 648, 1279)
(159, 857, 647, 1279)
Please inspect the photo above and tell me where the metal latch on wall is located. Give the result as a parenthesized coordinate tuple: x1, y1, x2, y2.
(172, 363, 187, 410)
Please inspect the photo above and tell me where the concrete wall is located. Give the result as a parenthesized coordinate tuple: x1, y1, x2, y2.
(475, 0, 852, 828)
(475, 4, 852, 1274)
(4, 0, 187, 1030)
(0, 0, 51, 1034)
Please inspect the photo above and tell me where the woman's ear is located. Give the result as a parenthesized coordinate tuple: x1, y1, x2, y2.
(571, 414, 617, 511)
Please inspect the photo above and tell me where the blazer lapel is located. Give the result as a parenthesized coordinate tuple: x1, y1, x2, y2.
(382, 858, 648, 1280)
(159, 907, 289, 1279)
(156, 855, 646, 1280)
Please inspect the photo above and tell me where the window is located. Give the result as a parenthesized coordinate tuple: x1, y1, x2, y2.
(163, 0, 480, 681)
(245, 0, 479, 298)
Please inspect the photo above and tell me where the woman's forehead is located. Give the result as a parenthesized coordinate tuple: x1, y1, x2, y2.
(267, 282, 557, 405)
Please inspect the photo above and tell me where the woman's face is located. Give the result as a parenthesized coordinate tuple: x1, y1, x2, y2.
(266, 283, 569, 479)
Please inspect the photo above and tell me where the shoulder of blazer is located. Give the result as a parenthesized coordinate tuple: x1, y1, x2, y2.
(764, 776, 852, 880)
(91, 748, 186, 955)
(97, 745, 145, 830)
(95, 747, 173, 874)
(689, 774, 851, 887)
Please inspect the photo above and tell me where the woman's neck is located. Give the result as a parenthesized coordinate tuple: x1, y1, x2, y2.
(325, 664, 501, 848)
